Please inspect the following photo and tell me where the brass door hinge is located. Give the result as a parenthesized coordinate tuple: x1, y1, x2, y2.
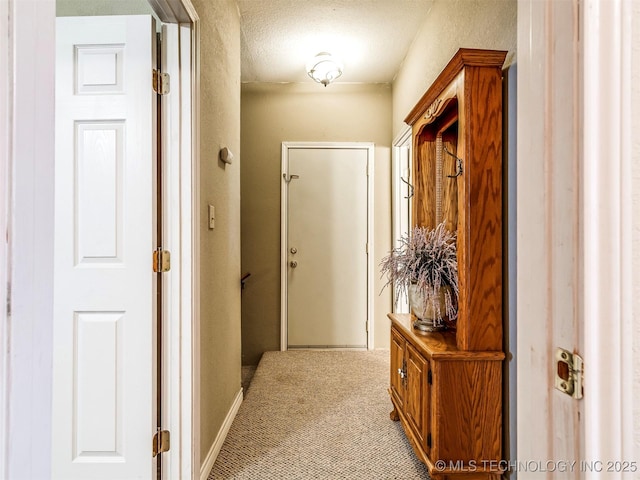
(555, 348, 583, 399)
(152, 429, 170, 457)
(153, 249, 171, 273)
(153, 69, 170, 95)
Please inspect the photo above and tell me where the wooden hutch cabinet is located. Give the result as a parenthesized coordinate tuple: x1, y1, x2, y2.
(389, 48, 507, 480)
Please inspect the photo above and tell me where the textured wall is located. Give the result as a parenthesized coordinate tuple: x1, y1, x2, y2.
(241, 83, 393, 365)
(56, 0, 153, 16)
(191, 0, 243, 465)
(392, 0, 517, 138)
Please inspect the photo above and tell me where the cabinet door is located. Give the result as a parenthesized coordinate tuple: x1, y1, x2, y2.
(390, 327, 406, 407)
(405, 343, 429, 449)
(433, 359, 502, 463)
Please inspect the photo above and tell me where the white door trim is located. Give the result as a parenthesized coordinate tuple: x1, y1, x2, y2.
(391, 126, 412, 313)
(182, 16, 202, 480)
(1, 1, 56, 478)
(0, 0, 10, 475)
(582, 0, 633, 469)
(516, 0, 583, 467)
(280, 142, 375, 351)
(162, 23, 180, 478)
(0, 1, 200, 478)
(517, 0, 635, 469)
(151, 2, 200, 478)
(185, 16, 202, 480)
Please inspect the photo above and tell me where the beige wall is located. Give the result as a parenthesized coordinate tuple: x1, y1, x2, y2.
(392, 0, 517, 138)
(56, 0, 153, 16)
(192, 0, 243, 465)
(241, 83, 393, 365)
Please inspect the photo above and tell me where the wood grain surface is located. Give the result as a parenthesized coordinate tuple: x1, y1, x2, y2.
(389, 48, 506, 480)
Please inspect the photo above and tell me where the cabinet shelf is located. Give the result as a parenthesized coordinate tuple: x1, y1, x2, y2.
(388, 314, 504, 361)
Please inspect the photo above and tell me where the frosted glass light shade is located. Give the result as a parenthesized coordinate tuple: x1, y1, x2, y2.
(306, 52, 343, 87)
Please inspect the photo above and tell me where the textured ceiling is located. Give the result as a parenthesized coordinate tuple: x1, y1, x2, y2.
(238, 0, 433, 85)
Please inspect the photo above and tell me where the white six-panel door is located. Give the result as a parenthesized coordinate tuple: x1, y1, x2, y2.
(53, 15, 157, 480)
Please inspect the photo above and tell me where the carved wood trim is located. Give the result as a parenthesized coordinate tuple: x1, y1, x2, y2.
(404, 48, 507, 126)
(424, 99, 442, 122)
(416, 80, 459, 129)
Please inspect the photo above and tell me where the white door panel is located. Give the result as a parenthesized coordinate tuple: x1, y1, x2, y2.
(285, 146, 369, 348)
(53, 15, 156, 480)
(517, 0, 584, 471)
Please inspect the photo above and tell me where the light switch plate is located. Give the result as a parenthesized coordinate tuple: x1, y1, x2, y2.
(208, 205, 215, 229)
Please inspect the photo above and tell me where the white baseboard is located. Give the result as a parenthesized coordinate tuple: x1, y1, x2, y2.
(199, 388, 243, 480)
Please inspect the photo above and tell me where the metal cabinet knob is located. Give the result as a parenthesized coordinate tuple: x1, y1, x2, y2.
(290, 261, 298, 268)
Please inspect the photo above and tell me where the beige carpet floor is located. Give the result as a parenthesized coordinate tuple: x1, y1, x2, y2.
(209, 350, 429, 479)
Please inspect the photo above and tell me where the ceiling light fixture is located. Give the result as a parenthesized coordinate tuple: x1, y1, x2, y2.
(306, 52, 343, 87)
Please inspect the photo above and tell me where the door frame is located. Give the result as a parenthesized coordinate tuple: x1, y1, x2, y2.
(155, 7, 201, 478)
(391, 126, 412, 314)
(516, 0, 635, 468)
(0, 1, 201, 478)
(280, 142, 374, 350)
(0, 0, 10, 475)
(581, 0, 634, 466)
(516, 0, 584, 466)
(1, 2, 57, 478)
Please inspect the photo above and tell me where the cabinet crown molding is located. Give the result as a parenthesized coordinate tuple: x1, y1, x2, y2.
(404, 48, 507, 126)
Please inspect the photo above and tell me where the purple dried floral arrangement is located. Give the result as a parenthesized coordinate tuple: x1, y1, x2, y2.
(380, 222, 459, 321)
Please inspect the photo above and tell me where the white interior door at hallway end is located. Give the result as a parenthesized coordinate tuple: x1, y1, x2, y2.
(285, 145, 370, 348)
(53, 15, 157, 480)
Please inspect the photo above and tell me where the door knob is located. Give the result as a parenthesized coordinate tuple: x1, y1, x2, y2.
(290, 247, 297, 254)
(290, 261, 298, 268)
